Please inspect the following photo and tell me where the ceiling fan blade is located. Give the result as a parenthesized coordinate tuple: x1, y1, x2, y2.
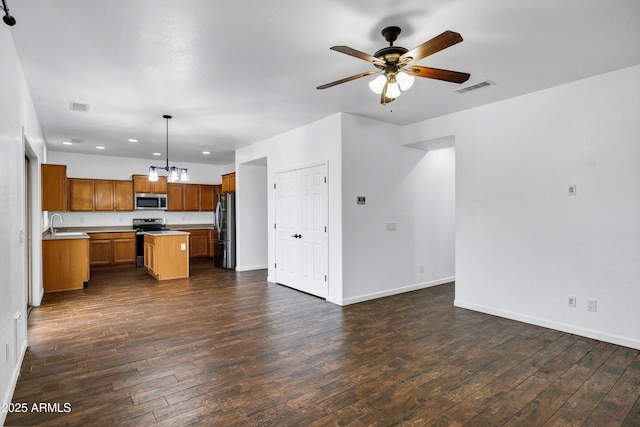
(406, 66, 470, 83)
(330, 46, 385, 64)
(316, 70, 379, 90)
(399, 30, 463, 64)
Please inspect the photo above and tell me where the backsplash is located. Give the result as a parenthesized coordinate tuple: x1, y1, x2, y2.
(47, 210, 215, 228)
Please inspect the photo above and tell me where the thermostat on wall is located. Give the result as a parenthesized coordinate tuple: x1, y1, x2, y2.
(357, 196, 366, 205)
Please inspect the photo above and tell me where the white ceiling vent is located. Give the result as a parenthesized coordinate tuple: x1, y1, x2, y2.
(455, 80, 495, 94)
(69, 101, 90, 112)
(71, 138, 84, 144)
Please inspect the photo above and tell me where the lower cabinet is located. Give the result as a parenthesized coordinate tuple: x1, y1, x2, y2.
(89, 232, 136, 270)
(43, 238, 90, 292)
(176, 228, 213, 258)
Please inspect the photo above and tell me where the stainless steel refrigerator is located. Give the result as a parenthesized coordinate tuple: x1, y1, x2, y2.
(214, 192, 236, 269)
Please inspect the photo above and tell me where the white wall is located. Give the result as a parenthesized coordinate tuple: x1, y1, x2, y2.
(0, 28, 47, 424)
(235, 113, 456, 305)
(235, 114, 343, 300)
(340, 114, 455, 303)
(236, 161, 268, 271)
(403, 64, 640, 349)
(47, 151, 231, 227)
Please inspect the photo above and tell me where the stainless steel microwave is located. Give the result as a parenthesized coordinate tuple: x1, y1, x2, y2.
(135, 193, 167, 210)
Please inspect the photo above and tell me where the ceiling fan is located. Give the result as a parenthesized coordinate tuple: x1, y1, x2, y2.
(317, 26, 470, 105)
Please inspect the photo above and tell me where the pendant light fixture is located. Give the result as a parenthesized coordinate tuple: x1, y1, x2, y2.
(148, 114, 189, 183)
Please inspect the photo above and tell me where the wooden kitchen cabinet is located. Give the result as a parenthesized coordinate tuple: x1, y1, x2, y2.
(43, 237, 90, 292)
(221, 172, 235, 193)
(184, 185, 200, 211)
(114, 180, 134, 211)
(176, 229, 211, 258)
(68, 178, 95, 211)
(133, 174, 168, 194)
(144, 232, 189, 280)
(42, 164, 67, 211)
(200, 185, 216, 211)
(89, 232, 136, 270)
(94, 180, 114, 211)
(167, 183, 184, 211)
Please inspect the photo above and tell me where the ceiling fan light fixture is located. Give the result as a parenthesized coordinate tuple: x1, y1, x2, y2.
(396, 71, 415, 91)
(369, 74, 387, 95)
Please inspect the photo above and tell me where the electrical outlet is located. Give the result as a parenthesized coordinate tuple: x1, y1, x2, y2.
(181, 243, 186, 251)
(568, 296, 576, 308)
(587, 299, 597, 312)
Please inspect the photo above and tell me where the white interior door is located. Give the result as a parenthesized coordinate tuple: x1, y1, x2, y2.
(275, 164, 327, 298)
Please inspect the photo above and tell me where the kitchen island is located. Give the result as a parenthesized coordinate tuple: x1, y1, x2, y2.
(143, 230, 190, 280)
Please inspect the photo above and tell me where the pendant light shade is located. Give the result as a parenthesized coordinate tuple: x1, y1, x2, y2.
(147, 115, 189, 183)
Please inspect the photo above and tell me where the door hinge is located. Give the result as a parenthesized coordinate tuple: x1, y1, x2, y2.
(274, 183, 276, 189)
(274, 263, 277, 269)
(324, 176, 327, 183)
(324, 275, 327, 282)
(274, 223, 276, 229)
(324, 226, 327, 232)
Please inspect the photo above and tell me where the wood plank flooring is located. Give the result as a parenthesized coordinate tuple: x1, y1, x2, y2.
(7, 260, 640, 426)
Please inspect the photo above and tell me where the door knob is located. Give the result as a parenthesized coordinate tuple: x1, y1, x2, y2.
(290, 234, 302, 239)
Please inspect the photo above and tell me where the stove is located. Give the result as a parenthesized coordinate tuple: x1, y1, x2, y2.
(133, 218, 168, 267)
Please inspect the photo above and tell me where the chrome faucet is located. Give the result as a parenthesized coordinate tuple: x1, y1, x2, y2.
(50, 213, 64, 236)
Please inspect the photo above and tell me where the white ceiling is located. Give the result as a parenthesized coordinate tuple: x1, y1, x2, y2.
(8, 0, 640, 165)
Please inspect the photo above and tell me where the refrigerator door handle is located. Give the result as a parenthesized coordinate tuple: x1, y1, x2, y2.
(215, 201, 221, 232)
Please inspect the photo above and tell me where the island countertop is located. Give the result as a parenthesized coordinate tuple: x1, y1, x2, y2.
(143, 230, 190, 236)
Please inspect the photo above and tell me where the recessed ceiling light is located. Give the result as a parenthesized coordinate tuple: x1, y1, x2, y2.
(96, 146, 106, 150)
(153, 152, 161, 156)
(62, 141, 73, 145)
(202, 151, 210, 155)
(128, 139, 138, 143)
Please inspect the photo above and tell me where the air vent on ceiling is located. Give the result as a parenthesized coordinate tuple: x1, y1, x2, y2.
(71, 138, 84, 144)
(69, 101, 90, 112)
(455, 80, 495, 94)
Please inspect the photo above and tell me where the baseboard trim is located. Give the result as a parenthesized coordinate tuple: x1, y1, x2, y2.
(454, 299, 640, 350)
(1, 338, 27, 426)
(235, 265, 268, 272)
(335, 277, 455, 306)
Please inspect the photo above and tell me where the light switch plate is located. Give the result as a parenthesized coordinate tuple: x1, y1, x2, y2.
(568, 184, 577, 196)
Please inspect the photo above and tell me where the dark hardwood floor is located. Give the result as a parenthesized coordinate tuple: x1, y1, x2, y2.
(7, 260, 640, 426)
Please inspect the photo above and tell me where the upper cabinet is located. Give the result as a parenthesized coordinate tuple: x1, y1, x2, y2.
(199, 185, 217, 211)
(114, 180, 134, 211)
(68, 178, 133, 212)
(68, 178, 95, 211)
(132, 175, 168, 194)
(42, 164, 67, 211)
(221, 172, 235, 193)
(167, 183, 217, 211)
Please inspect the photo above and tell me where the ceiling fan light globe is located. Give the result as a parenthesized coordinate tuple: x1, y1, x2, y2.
(369, 75, 387, 94)
(396, 72, 415, 91)
(387, 81, 402, 98)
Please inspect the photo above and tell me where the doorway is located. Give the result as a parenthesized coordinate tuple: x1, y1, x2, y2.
(274, 163, 328, 298)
